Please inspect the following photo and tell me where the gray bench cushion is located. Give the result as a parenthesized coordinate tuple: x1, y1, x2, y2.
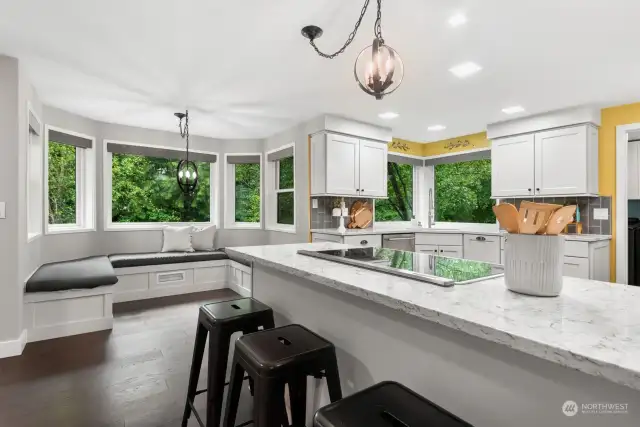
(108, 250, 229, 269)
(26, 256, 118, 293)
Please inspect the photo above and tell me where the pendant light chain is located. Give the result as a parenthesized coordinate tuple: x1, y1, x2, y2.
(374, 0, 384, 44)
(178, 111, 190, 162)
(308, 0, 372, 59)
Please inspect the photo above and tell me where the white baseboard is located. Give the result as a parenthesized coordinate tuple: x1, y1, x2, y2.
(27, 318, 113, 343)
(0, 329, 28, 359)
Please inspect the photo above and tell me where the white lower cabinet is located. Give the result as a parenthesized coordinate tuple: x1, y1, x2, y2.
(562, 240, 610, 281)
(463, 234, 501, 264)
(311, 233, 382, 248)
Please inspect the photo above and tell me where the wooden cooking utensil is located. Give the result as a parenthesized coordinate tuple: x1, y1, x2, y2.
(545, 205, 577, 235)
(518, 203, 550, 234)
(493, 204, 520, 233)
(518, 201, 561, 235)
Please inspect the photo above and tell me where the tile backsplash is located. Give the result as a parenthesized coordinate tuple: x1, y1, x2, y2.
(499, 196, 611, 235)
(311, 196, 374, 229)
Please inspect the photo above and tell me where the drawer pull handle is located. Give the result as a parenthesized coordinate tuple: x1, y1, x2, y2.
(565, 263, 581, 267)
(476, 236, 487, 242)
(360, 240, 368, 245)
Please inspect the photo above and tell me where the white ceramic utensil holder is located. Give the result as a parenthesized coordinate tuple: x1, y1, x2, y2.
(504, 234, 565, 297)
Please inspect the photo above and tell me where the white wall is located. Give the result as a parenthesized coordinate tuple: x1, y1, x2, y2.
(0, 56, 22, 343)
(263, 115, 326, 245)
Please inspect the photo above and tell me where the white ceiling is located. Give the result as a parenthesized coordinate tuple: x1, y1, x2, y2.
(2, 0, 640, 142)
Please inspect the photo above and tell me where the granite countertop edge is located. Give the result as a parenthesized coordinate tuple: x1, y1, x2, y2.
(227, 242, 639, 392)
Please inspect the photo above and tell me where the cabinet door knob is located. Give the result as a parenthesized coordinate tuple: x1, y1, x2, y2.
(528, 188, 532, 192)
(536, 188, 540, 192)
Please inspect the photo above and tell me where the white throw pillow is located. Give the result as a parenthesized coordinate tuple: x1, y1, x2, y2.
(191, 225, 217, 251)
(161, 225, 194, 252)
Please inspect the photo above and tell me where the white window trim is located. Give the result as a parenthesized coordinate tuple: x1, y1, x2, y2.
(44, 125, 96, 235)
(224, 152, 263, 230)
(103, 139, 219, 231)
(26, 102, 43, 242)
(265, 143, 296, 234)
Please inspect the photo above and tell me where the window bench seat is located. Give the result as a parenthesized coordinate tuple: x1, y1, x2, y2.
(22, 250, 252, 344)
(24, 256, 117, 342)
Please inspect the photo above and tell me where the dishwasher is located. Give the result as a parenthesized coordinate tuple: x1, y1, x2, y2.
(382, 234, 416, 252)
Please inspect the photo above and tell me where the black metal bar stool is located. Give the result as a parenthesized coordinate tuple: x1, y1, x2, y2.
(182, 297, 275, 427)
(223, 324, 343, 427)
(313, 381, 473, 427)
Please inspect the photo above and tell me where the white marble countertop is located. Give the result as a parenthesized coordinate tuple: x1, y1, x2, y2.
(311, 227, 611, 242)
(227, 242, 639, 391)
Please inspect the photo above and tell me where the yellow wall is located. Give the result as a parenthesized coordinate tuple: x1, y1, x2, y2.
(421, 132, 490, 157)
(388, 138, 424, 156)
(600, 102, 640, 281)
(389, 132, 490, 157)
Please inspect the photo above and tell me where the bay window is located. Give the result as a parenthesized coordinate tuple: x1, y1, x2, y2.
(45, 126, 95, 234)
(104, 141, 217, 229)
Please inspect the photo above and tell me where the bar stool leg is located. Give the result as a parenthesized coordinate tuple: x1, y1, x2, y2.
(254, 377, 287, 427)
(223, 357, 245, 427)
(324, 353, 343, 403)
(289, 375, 307, 427)
(182, 321, 208, 427)
(206, 329, 231, 427)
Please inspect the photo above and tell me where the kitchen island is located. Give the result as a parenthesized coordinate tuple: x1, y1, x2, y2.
(226, 243, 639, 427)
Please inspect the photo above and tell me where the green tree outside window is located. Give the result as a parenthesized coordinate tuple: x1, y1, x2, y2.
(235, 163, 261, 223)
(111, 153, 211, 223)
(48, 142, 77, 225)
(375, 162, 414, 221)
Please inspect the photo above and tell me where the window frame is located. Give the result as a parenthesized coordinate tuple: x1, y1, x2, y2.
(265, 143, 295, 233)
(224, 152, 263, 230)
(373, 154, 419, 226)
(26, 102, 43, 242)
(426, 149, 497, 227)
(103, 139, 219, 231)
(44, 125, 96, 235)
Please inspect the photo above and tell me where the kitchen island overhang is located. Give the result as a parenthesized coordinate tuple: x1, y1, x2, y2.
(226, 242, 640, 427)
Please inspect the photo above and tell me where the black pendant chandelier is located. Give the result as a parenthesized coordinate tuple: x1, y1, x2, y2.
(174, 110, 198, 196)
(301, 0, 403, 100)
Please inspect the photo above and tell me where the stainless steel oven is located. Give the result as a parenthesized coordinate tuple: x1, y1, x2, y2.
(382, 234, 415, 252)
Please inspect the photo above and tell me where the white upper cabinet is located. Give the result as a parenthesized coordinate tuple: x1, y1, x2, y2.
(491, 134, 535, 197)
(358, 140, 388, 197)
(325, 134, 360, 196)
(491, 124, 598, 197)
(311, 132, 388, 197)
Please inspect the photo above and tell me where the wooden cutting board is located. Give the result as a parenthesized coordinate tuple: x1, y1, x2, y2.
(349, 201, 373, 228)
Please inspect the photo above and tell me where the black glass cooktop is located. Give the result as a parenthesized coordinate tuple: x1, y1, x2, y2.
(297, 247, 503, 287)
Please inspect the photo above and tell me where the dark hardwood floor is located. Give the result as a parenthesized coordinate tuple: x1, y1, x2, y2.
(0, 289, 255, 427)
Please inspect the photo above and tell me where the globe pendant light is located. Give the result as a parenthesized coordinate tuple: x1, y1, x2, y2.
(301, 0, 403, 100)
(175, 110, 198, 196)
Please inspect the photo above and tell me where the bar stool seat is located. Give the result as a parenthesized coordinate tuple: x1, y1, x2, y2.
(182, 297, 275, 427)
(314, 381, 473, 427)
(224, 324, 343, 427)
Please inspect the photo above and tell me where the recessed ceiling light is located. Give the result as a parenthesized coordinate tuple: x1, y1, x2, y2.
(502, 106, 525, 115)
(428, 125, 446, 131)
(449, 62, 482, 79)
(378, 112, 399, 120)
(448, 13, 467, 27)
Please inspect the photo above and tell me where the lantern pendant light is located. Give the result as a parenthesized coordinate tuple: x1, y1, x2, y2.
(175, 110, 199, 196)
(301, 0, 404, 100)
